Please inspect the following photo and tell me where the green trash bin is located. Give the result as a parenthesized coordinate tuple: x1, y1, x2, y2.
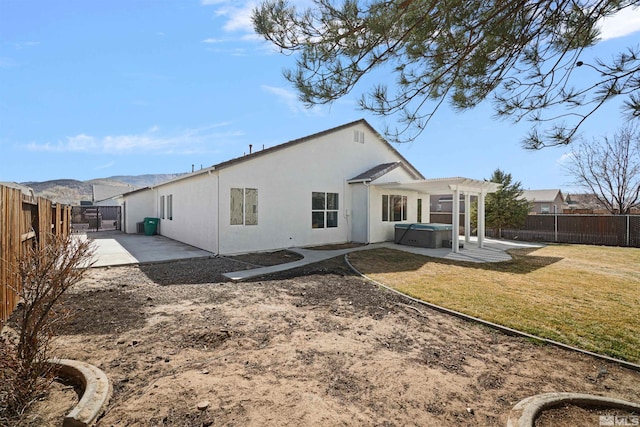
(143, 217, 159, 236)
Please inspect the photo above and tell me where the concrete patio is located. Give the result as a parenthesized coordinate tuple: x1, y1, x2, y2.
(77, 231, 214, 268)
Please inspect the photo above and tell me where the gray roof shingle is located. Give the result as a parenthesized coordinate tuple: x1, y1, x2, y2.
(347, 162, 401, 182)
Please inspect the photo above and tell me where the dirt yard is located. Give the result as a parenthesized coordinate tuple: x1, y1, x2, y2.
(24, 253, 640, 426)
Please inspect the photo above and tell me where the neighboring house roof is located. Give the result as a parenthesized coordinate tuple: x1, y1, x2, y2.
(347, 161, 422, 183)
(0, 181, 35, 195)
(92, 184, 137, 202)
(0, 181, 37, 202)
(121, 186, 152, 197)
(521, 189, 565, 203)
(140, 119, 426, 190)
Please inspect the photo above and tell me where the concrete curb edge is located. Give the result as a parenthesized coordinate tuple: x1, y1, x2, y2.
(506, 392, 640, 427)
(343, 254, 640, 372)
(47, 358, 111, 427)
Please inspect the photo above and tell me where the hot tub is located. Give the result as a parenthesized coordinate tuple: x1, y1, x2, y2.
(394, 223, 453, 248)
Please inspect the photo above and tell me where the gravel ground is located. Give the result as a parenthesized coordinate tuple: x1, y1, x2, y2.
(17, 253, 640, 426)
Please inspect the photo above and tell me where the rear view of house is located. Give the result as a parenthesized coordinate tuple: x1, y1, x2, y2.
(123, 120, 498, 255)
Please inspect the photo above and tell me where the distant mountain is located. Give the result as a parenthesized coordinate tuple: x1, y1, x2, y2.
(20, 173, 185, 205)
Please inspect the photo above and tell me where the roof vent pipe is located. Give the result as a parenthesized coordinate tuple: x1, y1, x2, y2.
(249, 144, 253, 154)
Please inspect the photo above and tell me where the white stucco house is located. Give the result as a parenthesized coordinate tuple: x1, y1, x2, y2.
(521, 189, 565, 214)
(122, 119, 499, 255)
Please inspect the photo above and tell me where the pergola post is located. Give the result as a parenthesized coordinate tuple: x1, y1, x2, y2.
(478, 190, 486, 248)
(464, 192, 471, 244)
(423, 193, 430, 223)
(452, 188, 460, 253)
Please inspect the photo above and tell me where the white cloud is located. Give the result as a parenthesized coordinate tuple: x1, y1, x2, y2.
(241, 33, 264, 42)
(15, 41, 40, 49)
(261, 85, 323, 116)
(204, 46, 248, 56)
(199, 0, 311, 55)
(0, 57, 19, 68)
(556, 152, 575, 166)
(95, 161, 115, 170)
(598, 6, 640, 41)
(24, 123, 243, 155)
(214, 2, 257, 33)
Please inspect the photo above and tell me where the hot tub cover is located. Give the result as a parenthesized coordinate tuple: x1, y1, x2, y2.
(394, 223, 453, 231)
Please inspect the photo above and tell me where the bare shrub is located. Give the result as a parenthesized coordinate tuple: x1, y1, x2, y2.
(0, 233, 94, 424)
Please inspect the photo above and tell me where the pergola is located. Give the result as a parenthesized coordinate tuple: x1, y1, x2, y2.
(375, 177, 501, 253)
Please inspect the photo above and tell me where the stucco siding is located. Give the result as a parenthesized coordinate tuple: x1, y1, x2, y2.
(123, 189, 155, 234)
(216, 123, 409, 254)
(154, 173, 219, 253)
(124, 121, 423, 255)
(369, 185, 419, 243)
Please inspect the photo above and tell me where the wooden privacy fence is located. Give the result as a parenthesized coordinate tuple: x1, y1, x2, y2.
(430, 211, 640, 248)
(493, 214, 640, 247)
(1, 184, 72, 323)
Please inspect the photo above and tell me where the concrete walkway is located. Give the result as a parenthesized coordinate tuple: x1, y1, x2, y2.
(81, 231, 543, 277)
(222, 237, 544, 281)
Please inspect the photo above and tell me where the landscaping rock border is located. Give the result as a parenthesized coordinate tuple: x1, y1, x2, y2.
(47, 358, 111, 427)
(506, 392, 640, 427)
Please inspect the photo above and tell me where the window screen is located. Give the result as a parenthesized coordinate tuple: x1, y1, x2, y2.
(231, 188, 258, 225)
(245, 188, 258, 225)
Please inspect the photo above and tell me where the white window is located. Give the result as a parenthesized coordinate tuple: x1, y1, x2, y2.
(160, 195, 165, 219)
(312, 192, 339, 229)
(382, 195, 407, 222)
(167, 194, 173, 220)
(231, 188, 258, 226)
(541, 204, 550, 214)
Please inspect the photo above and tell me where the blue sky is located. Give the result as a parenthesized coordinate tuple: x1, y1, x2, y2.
(1, 1, 639, 192)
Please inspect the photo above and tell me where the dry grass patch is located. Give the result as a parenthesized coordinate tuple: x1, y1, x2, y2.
(348, 244, 640, 363)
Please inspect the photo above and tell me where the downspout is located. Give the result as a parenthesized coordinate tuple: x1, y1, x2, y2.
(152, 187, 158, 218)
(364, 181, 371, 244)
(215, 170, 220, 255)
(344, 179, 350, 243)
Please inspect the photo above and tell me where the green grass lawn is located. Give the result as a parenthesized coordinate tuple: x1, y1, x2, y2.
(347, 244, 640, 363)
